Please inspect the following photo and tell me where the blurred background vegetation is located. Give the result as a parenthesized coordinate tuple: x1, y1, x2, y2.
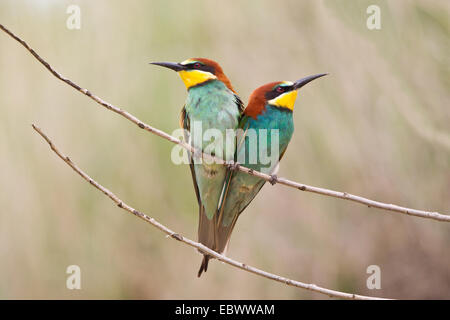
(0, 0, 449, 299)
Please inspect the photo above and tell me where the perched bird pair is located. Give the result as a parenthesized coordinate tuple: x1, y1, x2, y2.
(151, 58, 326, 276)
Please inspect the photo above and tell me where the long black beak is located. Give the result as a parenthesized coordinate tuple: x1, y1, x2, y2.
(150, 61, 184, 72)
(293, 73, 328, 90)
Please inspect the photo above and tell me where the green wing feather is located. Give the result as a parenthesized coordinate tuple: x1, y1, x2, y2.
(215, 114, 289, 254)
(180, 106, 201, 206)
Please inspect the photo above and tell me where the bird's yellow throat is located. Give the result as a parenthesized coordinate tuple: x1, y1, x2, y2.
(178, 70, 217, 89)
(268, 90, 298, 111)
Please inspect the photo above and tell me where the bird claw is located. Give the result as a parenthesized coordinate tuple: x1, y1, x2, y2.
(269, 174, 278, 185)
(227, 161, 240, 171)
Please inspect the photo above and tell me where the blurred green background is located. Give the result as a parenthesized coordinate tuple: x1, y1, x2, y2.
(0, 0, 449, 299)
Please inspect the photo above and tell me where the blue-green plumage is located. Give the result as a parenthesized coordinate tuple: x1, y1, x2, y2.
(215, 74, 327, 256)
(181, 79, 242, 275)
(152, 58, 326, 276)
(183, 80, 241, 215)
(216, 105, 294, 252)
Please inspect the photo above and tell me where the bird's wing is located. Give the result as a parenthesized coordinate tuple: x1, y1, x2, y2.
(214, 114, 290, 253)
(233, 142, 288, 216)
(213, 114, 251, 252)
(234, 93, 244, 114)
(196, 95, 243, 276)
(180, 106, 201, 207)
(183, 104, 218, 266)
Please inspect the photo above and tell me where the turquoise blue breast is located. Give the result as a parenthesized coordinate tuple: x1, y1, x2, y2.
(184, 79, 241, 220)
(219, 104, 294, 226)
(238, 104, 294, 173)
(185, 80, 240, 154)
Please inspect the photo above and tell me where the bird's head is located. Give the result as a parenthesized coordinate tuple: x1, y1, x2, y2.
(151, 58, 235, 92)
(244, 74, 327, 119)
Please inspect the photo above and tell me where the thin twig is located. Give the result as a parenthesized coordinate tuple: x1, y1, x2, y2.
(31, 124, 388, 300)
(1, 23, 448, 222)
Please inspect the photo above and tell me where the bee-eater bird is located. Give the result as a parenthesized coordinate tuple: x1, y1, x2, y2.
(151, 58, 243, 277)
(215, 74, 327, 260)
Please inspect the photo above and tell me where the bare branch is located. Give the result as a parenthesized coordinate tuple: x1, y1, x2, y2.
(1, 23, 448, 222)
(31, 124, 388, 300)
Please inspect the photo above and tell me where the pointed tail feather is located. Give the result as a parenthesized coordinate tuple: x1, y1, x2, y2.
(197, 171, 234, 276)
(197, 255, 210, 277)
(198, 204, 217, 250)
(216, 211, 240, 254)
(198, 212, 239, 277)
(216, 178, 267, 255)
(215, 168, 235, 251)
(197, 204, 216, 277)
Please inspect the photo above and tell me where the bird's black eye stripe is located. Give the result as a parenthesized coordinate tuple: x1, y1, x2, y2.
(265, 85, 293, 100)
(186, 62, 215, 74)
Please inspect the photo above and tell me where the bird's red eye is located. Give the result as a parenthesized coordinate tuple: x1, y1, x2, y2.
(194, 63, 201, 68)
(276, 87, 284, 93)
